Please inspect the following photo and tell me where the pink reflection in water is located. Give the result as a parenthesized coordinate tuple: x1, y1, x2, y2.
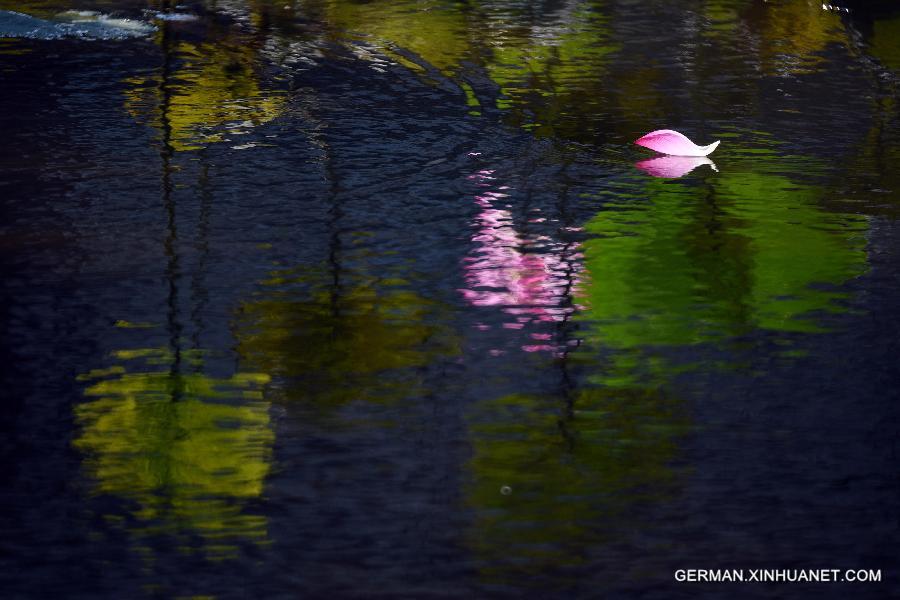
(635, 155, 717, 178)
(459, 167, 584, 353)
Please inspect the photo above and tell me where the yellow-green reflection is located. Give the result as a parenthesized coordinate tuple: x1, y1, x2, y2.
(75, 346, 273, 559)
(0, 37, 30, 55)
(0, 0, 68, 17)
(694, 0, 852, 121)
(313, 0, 469, 73)
(699, 0, 849, 75)
(124, 32, 285, 152)
(483, 3, 618, 137)
(869, 15, 900, 72)
(579, 142, 867, 386)
(236, 259, 458, 405)
(751, 0, 847, 76)
(465, 387, 686, 581)
(701, 0, 747, 39)
(295, 0, 617, 137)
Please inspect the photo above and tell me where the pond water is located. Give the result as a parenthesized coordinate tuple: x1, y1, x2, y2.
(2, 0, 899, 597)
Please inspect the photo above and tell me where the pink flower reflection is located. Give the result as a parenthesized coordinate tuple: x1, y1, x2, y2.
(459, 168, 584, 353)
(635, 155, 717, 178)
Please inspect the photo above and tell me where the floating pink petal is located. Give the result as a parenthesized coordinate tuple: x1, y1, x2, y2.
(634, 129, 720, 157)
(635, 155, 718, 178)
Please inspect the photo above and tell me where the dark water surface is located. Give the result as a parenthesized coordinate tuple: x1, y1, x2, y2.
(2, 0, 900, 597)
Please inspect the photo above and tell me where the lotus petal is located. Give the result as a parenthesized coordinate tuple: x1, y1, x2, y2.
(636, 156, 718, 178)
(634, 129, 720, 157)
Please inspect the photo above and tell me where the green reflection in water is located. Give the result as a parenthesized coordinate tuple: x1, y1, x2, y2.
(236, 259, 458, 406)
(0, 0, 70, 17)
(870, 15, 900, 72)
(701, 0, 746, 39)
(124, 30, 285, 152)
(295, 0, 618, 137)
(465, 387, 687, 583)
(314, 0, 470, 73)
(483, 2, 618, 137)
(579, 143, 868, 387)
(754, 0, 847, 76)
(75, 347, 273, 559)
(698, 0, 848, 75)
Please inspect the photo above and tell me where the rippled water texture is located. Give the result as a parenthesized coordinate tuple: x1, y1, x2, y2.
(2, 0, 900, 598)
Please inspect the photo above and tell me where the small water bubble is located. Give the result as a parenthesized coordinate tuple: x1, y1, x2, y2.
(500, 486, 512, 495)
